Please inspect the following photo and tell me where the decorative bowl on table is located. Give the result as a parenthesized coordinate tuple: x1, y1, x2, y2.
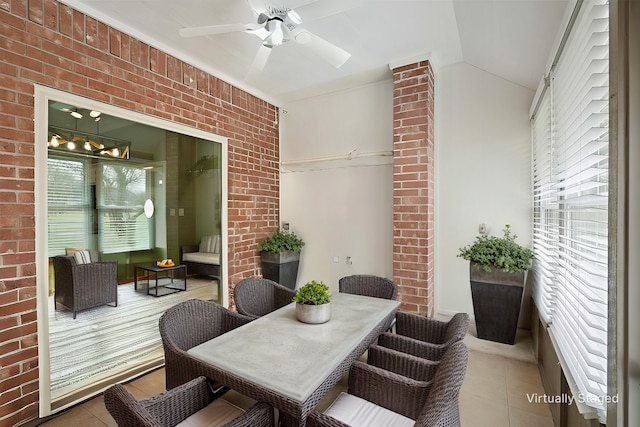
(156, 259, 175, 267)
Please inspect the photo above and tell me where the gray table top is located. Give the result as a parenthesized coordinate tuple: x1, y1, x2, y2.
(188, 292, 400, 403)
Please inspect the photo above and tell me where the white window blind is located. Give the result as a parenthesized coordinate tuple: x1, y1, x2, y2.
(531, 88, 558, 324)
(531, 0, 609, 422)
(98, 163, 152, 253)
(47, 157, 90, 256)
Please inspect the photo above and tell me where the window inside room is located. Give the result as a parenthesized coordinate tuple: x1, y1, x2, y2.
(97, 163, 154, 253)
(531, 0, 609, 422)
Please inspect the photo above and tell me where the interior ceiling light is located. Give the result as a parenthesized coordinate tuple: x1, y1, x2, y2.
(89, 110, 102, 121)
(70, 109, 83, 119)
(47, 126, 131, 160)
(262, 17, 291, 48)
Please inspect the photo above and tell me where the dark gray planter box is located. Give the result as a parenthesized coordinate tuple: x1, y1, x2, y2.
(260, 251, 300, 290)
(469, 263, 526, 345)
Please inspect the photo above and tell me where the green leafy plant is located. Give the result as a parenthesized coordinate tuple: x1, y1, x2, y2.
(257, 230, 305, 254)
(458, 224, 533, 273)
(293, 280, 331, 305)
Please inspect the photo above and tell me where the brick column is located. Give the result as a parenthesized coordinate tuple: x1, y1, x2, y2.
(392, 60, 435, 316)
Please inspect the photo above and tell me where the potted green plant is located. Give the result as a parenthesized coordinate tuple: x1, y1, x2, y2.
(258, 230, 305, 290)
(458, 224, 533, 345)
(293, 280, 331, 324)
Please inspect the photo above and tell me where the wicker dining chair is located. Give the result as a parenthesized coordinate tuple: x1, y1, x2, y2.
(159, 299, 253, 390)
(305, 341, 469, 427)
(338, 274, 398, 300)
(104, 376, 275, 427)
(378, 312, 470, 361)
(233, 277, 296, 319)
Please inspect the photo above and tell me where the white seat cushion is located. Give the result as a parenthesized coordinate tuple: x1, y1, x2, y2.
(183, 252, 220, 265)
(175, 398, 244, 427)
(324, 392, 414, 427)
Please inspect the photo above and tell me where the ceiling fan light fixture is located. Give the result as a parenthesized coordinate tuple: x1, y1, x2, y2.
(263, 17, 291, 48)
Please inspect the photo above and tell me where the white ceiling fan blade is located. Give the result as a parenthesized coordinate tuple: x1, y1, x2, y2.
(251, 45, 272, 70)
(179, 23, 259, 38)
(298, 31, 351, 68)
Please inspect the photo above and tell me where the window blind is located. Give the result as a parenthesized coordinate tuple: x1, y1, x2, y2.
(531, 0, 609, 422)
(97, 163, 152, 253)
(531, 87, 558, 324)
(47, 157, 90, 256)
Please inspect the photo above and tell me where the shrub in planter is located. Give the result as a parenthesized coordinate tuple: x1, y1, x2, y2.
(293, 280, 331, 324)
(257, 230, 305, 254)
(458, 224, 533, 344)
(458, 224, 532, 273)
(258, 230, 305, 290)
(293, 280, 331, 305)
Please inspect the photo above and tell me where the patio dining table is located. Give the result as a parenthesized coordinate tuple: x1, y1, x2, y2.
(187, 292, 400, 427)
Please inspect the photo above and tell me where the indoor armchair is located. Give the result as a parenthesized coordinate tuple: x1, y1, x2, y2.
(53, 254, 118, 319)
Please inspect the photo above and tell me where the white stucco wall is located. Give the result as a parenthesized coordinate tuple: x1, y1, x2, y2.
(280, 80, 394, 291)
(435, 62, 534, 318)
(280, 64, 534, 317)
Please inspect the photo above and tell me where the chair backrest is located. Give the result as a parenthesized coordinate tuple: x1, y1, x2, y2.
(52, 256, 74, 282)
(234, 278, 295, 318)
(442, 313, 470, 346)
(199, 234, 221, 254)
(159, 299, 224, 352)
(104, 383, 165, 427)
(338, 274, 398, 300)
(414, 341, 469, 427)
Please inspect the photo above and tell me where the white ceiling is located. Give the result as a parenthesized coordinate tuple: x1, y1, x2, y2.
(59, 0, 569, 106)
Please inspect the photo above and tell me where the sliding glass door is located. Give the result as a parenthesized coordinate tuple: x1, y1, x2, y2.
(35, 86, 228, 415)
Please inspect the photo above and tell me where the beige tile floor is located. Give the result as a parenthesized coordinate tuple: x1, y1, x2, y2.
(38, 346, 554, 427)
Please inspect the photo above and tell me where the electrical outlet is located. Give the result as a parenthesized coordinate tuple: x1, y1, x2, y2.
(479, 223, 487, 234)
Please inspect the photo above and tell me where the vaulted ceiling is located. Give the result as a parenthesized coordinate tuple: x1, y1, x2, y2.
(60, 0, 569, 105)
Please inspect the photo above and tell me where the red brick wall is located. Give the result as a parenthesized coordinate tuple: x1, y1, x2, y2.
(0, 2, 279, 425)
(392, 60, 435, 316)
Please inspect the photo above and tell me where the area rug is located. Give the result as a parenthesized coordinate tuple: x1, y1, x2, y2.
(48, 278, 217, 399)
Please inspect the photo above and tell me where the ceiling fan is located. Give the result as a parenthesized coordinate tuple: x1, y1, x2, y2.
(178, 1, 352, 70)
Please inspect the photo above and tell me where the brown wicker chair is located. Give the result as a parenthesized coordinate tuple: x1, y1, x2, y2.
(233, 278, 296, 319)
(306, 342, 468, 427)
(159, 299, 253, 390)
(378, 312, 470, 361)
(53, 255, 118, 319)
(338, 274, 398, 300)
(104, 376, 275, 427)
